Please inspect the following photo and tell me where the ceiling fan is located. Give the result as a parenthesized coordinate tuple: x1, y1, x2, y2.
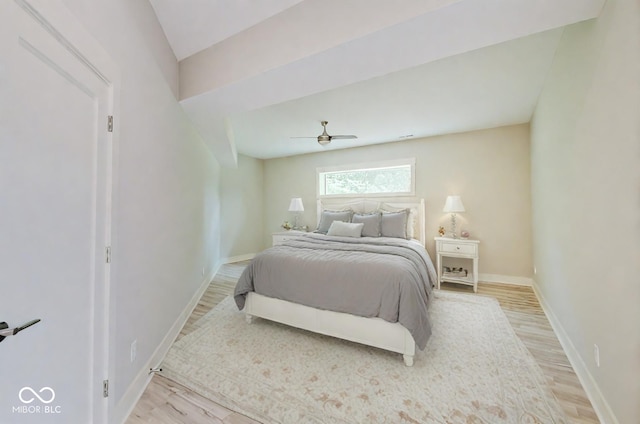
(291, 121, 357, 146)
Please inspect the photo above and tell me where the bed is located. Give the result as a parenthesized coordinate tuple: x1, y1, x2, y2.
(234, 198, 437, 366)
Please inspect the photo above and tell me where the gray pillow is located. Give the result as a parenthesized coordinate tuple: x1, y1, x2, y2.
(327, 221, 364, 237)
(316, 210, 353, 234)
(380, 210, 409, 239)
(380, 203, 416, 239)
(352, 212, 381, 237)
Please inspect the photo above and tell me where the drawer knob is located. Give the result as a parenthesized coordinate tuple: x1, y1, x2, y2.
(456, 246, 460, 250)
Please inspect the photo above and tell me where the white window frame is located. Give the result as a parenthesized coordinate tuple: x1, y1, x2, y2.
(316, 158, 416, 198)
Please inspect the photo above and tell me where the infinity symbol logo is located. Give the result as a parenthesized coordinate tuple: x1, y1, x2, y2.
(18, 387, 55, 404)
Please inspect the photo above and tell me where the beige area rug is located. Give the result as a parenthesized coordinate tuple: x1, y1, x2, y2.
(161, 292, 567, 424)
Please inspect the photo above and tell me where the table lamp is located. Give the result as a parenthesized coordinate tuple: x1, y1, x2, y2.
(288, 197, 304, 230)
(443, 195, 465, 238)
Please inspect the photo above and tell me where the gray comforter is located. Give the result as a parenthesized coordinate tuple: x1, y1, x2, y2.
(234, 233, 437, 350)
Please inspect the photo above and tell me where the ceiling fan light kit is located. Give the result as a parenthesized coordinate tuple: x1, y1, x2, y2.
(292, 120, 357, 146)
(318, 121, 331, 145)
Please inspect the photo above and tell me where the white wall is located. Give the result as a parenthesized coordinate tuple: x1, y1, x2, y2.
(60, 0, 222, 419)
(264, 125, 533, 281)
(530, 0, 640, 422)
(220, 154, 265, 260)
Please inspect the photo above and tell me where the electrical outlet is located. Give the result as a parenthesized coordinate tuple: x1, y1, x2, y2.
(202, 267, 205, 277)
(593, 344, 600, 367)
(533, 266, 537, 275)
(131, 340, 137, 363)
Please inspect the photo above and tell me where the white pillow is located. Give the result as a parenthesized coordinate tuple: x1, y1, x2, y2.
(327, 221, 364, 238)
(316, 209, 353, 234)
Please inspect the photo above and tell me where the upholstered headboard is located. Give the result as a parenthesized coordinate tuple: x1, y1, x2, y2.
(317, 197, 426, 245)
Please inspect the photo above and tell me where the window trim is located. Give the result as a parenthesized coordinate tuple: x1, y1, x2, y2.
(316, 158, 416, 198)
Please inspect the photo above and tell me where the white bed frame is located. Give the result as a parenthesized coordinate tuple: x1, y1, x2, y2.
(243, 198, 426, 366)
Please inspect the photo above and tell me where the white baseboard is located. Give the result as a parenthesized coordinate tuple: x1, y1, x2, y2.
(478, 273, 533, 286)
(112, 263, 221, 424)
(221, 253, 256, 264)
(531, 281, 618, 424)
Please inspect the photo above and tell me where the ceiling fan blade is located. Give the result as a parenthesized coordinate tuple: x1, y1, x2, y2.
(330, 135, 358, 140)
(289, 136, 317, 139)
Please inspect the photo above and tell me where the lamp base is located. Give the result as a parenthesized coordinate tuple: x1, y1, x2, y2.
(450, 213, 458, 238)
(292, 214, 303, 231)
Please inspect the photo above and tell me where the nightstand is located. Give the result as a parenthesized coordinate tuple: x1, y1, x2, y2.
(272, 230, 305, 246)
(434, 237, 480, 292)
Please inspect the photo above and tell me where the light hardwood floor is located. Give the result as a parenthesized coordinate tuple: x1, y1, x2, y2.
(126, 262, 599, 424)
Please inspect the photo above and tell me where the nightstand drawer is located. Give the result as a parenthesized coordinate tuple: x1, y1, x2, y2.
(272, 231, 305, 246)
(275, 235, 295, 243)
(440, 242, 476, 255)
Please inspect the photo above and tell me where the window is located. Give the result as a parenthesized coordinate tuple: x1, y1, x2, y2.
(317, 158, 415, 197)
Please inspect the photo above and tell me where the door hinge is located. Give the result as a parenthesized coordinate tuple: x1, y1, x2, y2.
(107, 115, 113, 133)
(103, 380, 109, 398)
(105, 246, 111, 264)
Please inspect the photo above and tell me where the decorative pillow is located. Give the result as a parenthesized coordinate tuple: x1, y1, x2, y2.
(316, 210, 353, 234)
(380, 210, 409, 239)
(352, 212, 381, 237)
(379, 203, 417, 239)
(327, 221, 364, 238)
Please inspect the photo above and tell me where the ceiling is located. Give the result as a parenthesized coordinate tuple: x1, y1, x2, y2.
(148, 0, 304, 61)
(148, 0, 605, 166)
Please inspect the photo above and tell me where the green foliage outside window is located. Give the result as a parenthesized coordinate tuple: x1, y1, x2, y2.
(322, 165, 412, 195)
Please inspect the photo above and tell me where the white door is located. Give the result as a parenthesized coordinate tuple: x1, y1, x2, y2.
(0, 1, 113, 423)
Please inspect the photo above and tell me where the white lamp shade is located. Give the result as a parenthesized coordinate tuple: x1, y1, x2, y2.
(288, 197, 304, 212)
(443, 195, 465, 213)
